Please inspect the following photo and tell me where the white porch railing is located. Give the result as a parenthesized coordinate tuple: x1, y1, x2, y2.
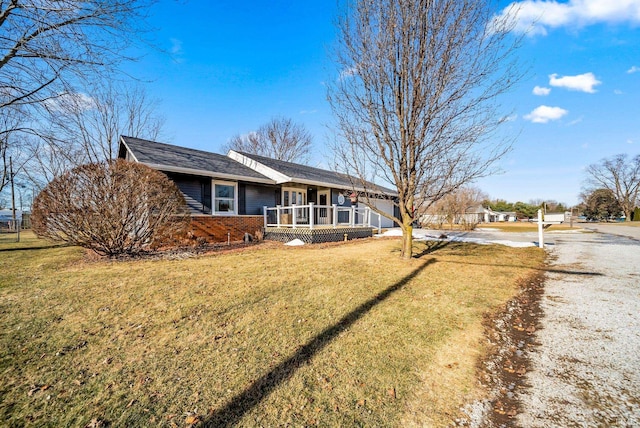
(264, 203, 382, 232)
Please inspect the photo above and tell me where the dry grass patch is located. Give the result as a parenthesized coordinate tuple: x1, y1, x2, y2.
(0, 234, 545, 427)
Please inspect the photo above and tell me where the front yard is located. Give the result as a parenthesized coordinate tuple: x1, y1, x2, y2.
(0, 232, 545, 426)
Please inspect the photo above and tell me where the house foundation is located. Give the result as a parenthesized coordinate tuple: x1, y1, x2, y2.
(191, 215, 263, 243)
(264, 227, 375, 244)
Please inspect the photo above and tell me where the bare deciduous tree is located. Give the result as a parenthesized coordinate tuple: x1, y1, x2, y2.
(224, 117, 313, 163)
(0, 0, 152, 111)
(328, 0, 521, 258)
(0, 106, 33, 195)
(32, 160, 190, 256)
(0, 0, 155, 198)
(584, 154, 640, 222)
(421, 186, 488, 230)
(27, 82, 164, 187)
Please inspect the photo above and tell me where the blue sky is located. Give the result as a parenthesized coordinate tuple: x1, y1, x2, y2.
(128, 0, 640, 207)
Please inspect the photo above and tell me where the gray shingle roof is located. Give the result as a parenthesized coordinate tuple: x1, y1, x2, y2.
(119, 136, 396, 196)
(119, 136, 273, 182)
(235, 151, 397, 195)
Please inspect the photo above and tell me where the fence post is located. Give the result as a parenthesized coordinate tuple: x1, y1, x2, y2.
(332, 204, 338, 228)
(276, 205, 281, 228)
(537, 209, 544, 249)
(309, 202, 314, 230)
(263, 206, 268, 228)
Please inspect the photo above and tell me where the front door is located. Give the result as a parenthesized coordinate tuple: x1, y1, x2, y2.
(318, 190, 329, 224)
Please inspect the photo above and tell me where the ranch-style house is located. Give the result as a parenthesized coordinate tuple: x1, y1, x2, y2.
(118, 136, 398, 243)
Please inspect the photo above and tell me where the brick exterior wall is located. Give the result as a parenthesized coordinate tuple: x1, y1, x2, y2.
(191, 215, 264, 243)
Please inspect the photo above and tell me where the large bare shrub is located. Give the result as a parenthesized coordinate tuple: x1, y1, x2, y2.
(32, 160, 190, 256)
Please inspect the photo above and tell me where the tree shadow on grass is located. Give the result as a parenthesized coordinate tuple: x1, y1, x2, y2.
(203, 258, 437, 427)
(0, 244, 67, 252)
(413, 240, 451, 258)
(436, 259, 604, 277)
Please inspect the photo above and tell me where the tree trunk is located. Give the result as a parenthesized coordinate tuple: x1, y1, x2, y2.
(401, 224, 413, 259)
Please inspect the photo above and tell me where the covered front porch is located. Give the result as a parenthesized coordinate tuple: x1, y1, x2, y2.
(263, 204, 382, 243)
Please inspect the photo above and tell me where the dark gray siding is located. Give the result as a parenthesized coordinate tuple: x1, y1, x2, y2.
(165, 172, 211, 214)
(242, 183, 278, 215)
(331, 189, 353, 207)
(177, 179, 200, 201)
(331, 189, 353, 223)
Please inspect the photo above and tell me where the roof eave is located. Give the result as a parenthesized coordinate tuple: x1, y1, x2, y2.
(280, 177, 397, 197)
(228, 150, 291, 183)
(119, 136, 139, 162)
(141, 163, 276, 184)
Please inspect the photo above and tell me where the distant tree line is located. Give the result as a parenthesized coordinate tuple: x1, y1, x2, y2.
(483, 199, 569, 220)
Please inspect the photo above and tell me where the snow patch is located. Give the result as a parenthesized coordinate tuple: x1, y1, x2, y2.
(375, 228, 537, 248)
(284, 238, 305, 246)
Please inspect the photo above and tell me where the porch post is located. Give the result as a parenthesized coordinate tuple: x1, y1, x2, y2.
(263, 206, 268, 228)
(366, 207, 371, 227)
(292, 203, 297, 228)
(350, 205, 355, 227)
(276, 205, 281, 227)
(332, 204, 338, 228)
(309, 202, 314, 230)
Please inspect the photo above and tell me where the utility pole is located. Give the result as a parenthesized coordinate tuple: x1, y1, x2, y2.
(10, 156, 19, 242)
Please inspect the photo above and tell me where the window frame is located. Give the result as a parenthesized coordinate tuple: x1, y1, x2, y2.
(282, 187, 307, 206)
(212, 180, 238, 215)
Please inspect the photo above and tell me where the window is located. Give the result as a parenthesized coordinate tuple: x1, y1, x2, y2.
(213, 181, 236, 215)
(282, 188, 306, 206)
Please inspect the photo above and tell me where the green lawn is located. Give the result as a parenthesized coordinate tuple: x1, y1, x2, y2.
(0, 231, 545, 427)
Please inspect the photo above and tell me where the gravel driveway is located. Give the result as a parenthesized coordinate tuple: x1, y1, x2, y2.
(516, 229, 640, 426)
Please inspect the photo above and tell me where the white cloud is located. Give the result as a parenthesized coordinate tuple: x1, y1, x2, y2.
(533, 85, 551, 96)
(497, 0, 640, 35)
(524, 105, 568, 123)
(170, 38, 183, 55)
(339, 65, 359, 81)
(614, 89, 624, 95)
(299, 109, 318, 115)
(44, 92, 95, 113)
(628, 66, 640, 74)
(169, 38, 184, 63)
(568, 116, 583, 126)
(549, 72, 601, 93)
